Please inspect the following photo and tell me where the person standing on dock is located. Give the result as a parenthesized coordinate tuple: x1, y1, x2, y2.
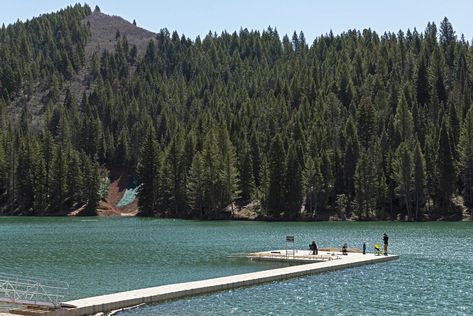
(310, 240, 318, 255)
(363, 242, 366, 254)
(383, 233, 389, 255)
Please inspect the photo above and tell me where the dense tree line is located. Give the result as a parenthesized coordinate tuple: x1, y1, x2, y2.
(0, 5, 99, 215)
(1, 4, 472, 220)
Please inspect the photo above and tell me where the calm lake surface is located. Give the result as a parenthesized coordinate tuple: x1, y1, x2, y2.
(0, 217, 472, 315)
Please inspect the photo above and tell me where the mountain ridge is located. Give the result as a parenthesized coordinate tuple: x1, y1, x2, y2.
(6, 8, 157, 129)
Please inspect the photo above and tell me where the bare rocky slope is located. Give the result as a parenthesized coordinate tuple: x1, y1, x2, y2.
(7, 9, 157, 129)
(83, 10, 156, 59)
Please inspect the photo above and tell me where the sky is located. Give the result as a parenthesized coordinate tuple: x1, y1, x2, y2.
(1, 0, 472, 43)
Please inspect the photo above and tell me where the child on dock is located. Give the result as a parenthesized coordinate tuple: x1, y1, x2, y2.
(374, 243, 381, 256)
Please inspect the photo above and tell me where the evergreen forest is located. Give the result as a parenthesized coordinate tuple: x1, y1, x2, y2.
(0, 4, 472, 220)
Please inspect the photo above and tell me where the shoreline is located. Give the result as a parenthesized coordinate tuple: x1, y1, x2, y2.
(0, 213, 470, 222)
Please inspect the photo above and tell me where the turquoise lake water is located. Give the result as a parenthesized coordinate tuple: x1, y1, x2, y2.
(0, 217, 472, 315)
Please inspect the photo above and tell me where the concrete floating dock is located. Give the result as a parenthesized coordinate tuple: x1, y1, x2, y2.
(33, 251, 398, 316)
(245, 249, 343, 263)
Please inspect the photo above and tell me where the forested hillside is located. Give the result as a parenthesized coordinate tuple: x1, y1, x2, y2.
(0, 4, 472, 220)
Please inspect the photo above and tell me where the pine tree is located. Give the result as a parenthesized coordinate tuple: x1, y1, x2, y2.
(267, 134, 286, 217)
(320, 151, 334, 211)
(424, 130, 438, 212)
(41, 131, 55, 197)
(459, 105, 473, 208)
(30, 140, 47, 214)
(285, 144, 303, 218)
(357, 96, 376, 150)
(413, 140, 426, 219)
(448, 102, 460, 150)
(114, 128, 130, 166)
(384, 148, 397, 216)
(302, 156, 323, 217)
(67, 150, 84, 206)
(416, 52, 430, 106)
(137, 129, 161, 216)
(343, 117, 359, 199)
(0, 132, 6, 198)
(162, 132, 185, 216)
(439, 17, 456, 77)
(325, 93, 343, 148)
(373, 141, 387, 213)
(436, 118, 456, 212)
(82, 155, 99, 216)
(49, 145, 68, 212)
(48, 73, 60, 103)
(201, 130, 221, 217)
(187, 151, 205, 217)
(338, 64, 355, 107)
(354, 149, 376, 218)
(90, 52, 100, 80)
(258, 155, 270, 207)
(180, 131, 196, 208)
(250, 131, 261, 187)
(394, 142, 414, 219)
(159, 158, 173, 214)
(394, 90, 414, 142)
(455, 51, 471, 109)
(16, 139, 34, 212)
(219, 130, 240, 214)
(239, 138, 255, 201)
(429, 47, 447, 105)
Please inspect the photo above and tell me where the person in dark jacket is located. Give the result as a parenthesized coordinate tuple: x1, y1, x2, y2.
(342, 243, 348, 255)
(383, 233, 389, 255)
(310, 240, 318, 255)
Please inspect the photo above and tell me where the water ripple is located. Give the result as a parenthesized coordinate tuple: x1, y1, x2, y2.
(0, 218, 472, 314)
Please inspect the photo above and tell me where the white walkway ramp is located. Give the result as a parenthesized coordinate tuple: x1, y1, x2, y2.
(42, 252, 398, 316)
(0, 273, 69, 310)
